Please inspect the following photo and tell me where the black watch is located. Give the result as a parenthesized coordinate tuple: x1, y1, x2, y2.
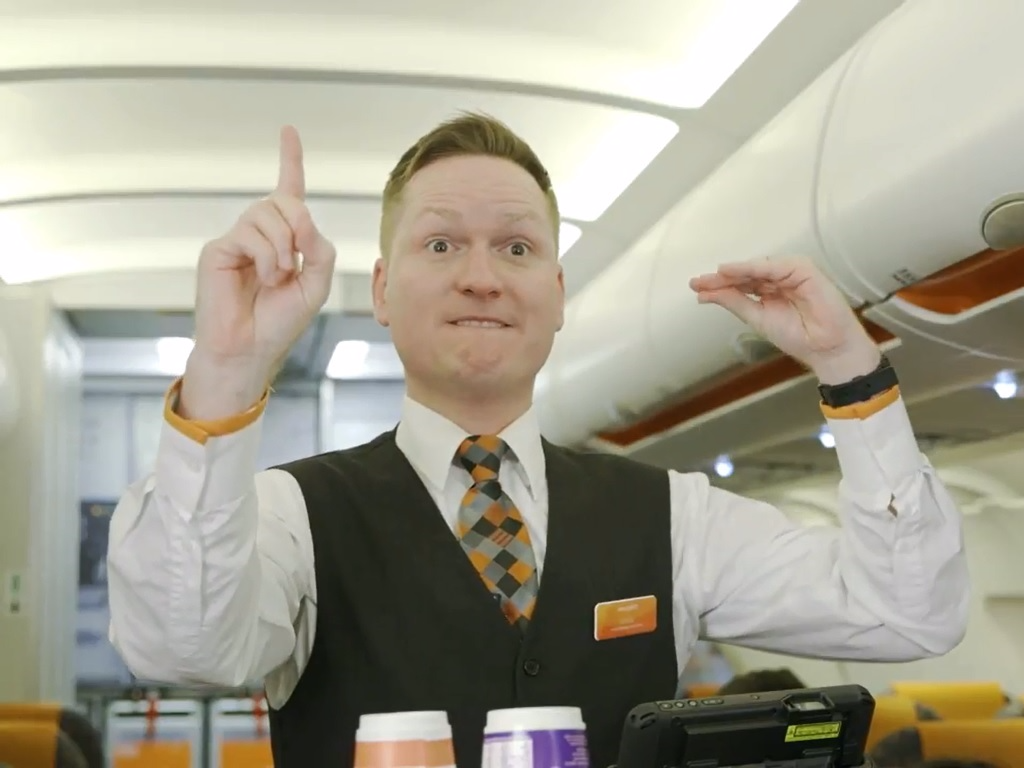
(817, 354, 899, 408)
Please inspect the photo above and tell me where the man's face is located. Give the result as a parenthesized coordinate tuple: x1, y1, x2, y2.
(372, 154, 565, 400)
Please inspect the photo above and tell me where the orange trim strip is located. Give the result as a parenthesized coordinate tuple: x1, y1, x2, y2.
(893, 246, 1024, 315)
(596, 319, 895, 447)
(597, 245, 1024, 448)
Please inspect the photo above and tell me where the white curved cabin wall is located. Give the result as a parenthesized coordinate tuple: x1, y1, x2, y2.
(724, 433, 1024, 692)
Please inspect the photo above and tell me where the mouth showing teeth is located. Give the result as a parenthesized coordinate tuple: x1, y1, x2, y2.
(451, 319, 509, 329)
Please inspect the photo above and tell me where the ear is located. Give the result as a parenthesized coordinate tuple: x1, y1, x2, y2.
(555, 264, 566, 331)
(371, 258, 390, 327)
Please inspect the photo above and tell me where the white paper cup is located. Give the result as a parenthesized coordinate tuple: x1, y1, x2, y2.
(354, 711, 455, 768)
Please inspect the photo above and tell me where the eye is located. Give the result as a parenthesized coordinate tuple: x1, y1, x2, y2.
(508, 242, 529, 257)
(427, 239, 450, 253)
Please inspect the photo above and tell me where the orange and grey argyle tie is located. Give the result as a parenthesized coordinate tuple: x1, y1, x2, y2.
(455, 435, 539, 631)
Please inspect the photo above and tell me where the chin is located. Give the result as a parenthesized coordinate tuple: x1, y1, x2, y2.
(454, 359, 506, 383)
(443, 354, 510, 387)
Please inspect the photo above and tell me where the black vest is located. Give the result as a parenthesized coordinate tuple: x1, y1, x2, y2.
(268, 431, 677, 768)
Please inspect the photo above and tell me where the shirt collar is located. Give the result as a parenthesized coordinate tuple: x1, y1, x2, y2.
(395, 395, 545, 501)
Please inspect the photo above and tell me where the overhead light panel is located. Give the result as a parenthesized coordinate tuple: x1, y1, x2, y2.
(559, 222, 582, 259)
(713, 454, 734, 478)
(660, 0, 802, 108)
(558, 112, 679, 222)
(326, 340, 371, 380)
(155, 336, 194, 377)
(992, 369, 1018, 399)
(0, 216, 41, 284)
(818, 424, 835, 449)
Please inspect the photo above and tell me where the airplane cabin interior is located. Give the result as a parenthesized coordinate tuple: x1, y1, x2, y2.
(1, 0, 1024, 766)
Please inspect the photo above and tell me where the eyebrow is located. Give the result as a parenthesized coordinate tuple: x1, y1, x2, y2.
(419, 206, 542, 224)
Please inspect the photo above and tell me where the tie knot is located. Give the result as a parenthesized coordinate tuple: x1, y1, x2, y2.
(456, 435, 509, 483)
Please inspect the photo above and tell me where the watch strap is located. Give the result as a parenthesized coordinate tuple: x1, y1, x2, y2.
(817, 355, 898, 408)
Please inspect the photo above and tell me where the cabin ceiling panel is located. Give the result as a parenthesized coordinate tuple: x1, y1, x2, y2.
(2, 0, 915, 421)
(3, 196, 384, 283)
(624, 333, 1024, 494)
(703, 380, 1024, 496)
(0, 0, 906, 295)
(0, 78, 680, 222)
(2, 0, 816, 109)
(0, 79, 682, 284)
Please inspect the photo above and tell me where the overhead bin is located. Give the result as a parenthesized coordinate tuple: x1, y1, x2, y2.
(817, 0, 1024, 304)
(818, 0, 1024, 364)
(536, 0, 1024, 448)
(536, 40, 862, 447)
(536, 223, 662, 442)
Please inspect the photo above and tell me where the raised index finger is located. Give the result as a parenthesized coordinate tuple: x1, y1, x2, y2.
(276, 125, 306, 200)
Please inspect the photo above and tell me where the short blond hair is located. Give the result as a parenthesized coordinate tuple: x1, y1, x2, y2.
(379, 111, 560, 258)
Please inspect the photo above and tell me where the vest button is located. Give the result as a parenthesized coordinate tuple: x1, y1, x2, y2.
(523, 659, 541, 676)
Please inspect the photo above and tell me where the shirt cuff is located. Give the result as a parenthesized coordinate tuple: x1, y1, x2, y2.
(155, 399, 265, 514)
(163, 377, 269, 445)
(824, 388, 924, 496)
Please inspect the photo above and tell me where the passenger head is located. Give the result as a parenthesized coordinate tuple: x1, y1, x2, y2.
(372, 112, 565, 423)
(995, 697, 1023, 718)
(869, 731, 995, 768)
(717, 668, 807, 695)
(870, 726, 923, 767)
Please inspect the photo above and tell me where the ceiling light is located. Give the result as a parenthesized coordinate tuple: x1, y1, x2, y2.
(155, 337, 194, 377)
(558, 113, 679, 222)
(713, 454, 734, 478)
(992, 370, 1018, 399)
(818, 425, 835, 449)
(326, 340, 371, 380)
(0, 218, 40, 284)
(559, 222, 582, 259)
(659, 0, 802, 108)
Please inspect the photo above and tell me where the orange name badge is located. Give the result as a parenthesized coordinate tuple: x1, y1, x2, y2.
(594, 595, 657, 641)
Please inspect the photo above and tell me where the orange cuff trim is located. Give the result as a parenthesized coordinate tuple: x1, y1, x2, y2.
(163, 377, 269, 445)
(820, 384, 901, 421)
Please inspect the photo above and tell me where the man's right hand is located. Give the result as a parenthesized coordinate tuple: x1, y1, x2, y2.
(179, 126, 337, 420)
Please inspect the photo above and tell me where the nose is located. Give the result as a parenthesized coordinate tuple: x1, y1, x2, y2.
(454, 244, 503, 297)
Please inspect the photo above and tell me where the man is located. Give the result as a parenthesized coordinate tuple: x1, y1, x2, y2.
(107, 113, 969, 768)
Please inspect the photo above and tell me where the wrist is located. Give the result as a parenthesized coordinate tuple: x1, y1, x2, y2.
(179, 350, 273, 421)
(810, 339, 882, 386)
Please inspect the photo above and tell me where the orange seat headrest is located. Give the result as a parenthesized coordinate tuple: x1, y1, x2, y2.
(918, 720, 1024, 768)
(890, 681, 1007, 720)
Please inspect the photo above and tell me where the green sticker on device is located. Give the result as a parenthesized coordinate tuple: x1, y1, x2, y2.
(784, 722, 841, 742)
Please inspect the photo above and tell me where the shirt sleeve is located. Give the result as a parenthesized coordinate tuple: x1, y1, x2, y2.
(670, 389, 969, 661)
(106, 379, 316, 700)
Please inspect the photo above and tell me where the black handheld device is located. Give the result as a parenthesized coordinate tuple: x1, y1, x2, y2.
(614, 684, 875, 768)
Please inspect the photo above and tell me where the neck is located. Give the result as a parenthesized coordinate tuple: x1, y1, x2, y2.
(405, 377, 534, 435)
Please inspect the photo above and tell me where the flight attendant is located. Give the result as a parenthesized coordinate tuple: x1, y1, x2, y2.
(107, 114, 969, 768)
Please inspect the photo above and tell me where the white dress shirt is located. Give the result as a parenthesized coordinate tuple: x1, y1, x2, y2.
(106, 392, 969, 709)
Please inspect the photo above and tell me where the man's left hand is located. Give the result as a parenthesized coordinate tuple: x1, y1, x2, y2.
(689, 256, 882, 385)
